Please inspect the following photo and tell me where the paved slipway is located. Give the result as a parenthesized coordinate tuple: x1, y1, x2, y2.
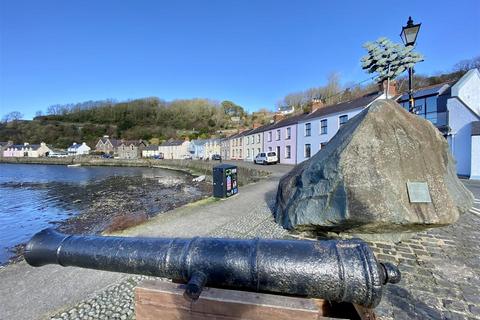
(1, 162, 479, 320)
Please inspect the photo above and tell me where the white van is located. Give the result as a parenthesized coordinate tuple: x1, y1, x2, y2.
(254, 152, 278, 165)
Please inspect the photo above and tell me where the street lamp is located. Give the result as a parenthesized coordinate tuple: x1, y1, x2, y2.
(400, 16, 421, 113)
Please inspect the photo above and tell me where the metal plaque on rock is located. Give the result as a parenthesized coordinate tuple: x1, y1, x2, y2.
(407, 181, 432, 203)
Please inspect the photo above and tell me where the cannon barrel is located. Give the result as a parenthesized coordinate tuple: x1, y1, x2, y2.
(24, 228, 400, 308)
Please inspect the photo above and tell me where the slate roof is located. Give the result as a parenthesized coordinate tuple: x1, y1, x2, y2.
(69, 143, 81, 149)
(472, 121, 480, 136)
(161, 140, 186, 146)
(100, 137, 122, 147)
(144, 144, 159, 150)
(0, 141, 11, 147)
(303, 91, 382, 121)
(397, 82, 454, 101)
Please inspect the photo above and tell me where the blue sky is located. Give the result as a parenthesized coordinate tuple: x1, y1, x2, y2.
(1, 0, 479, 119)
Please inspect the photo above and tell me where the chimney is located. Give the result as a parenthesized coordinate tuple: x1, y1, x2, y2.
(311, 98, 324, 113)
(273, 113, 285, 123)
(379, 80, 397, 98)
(252, 122, 261, 129)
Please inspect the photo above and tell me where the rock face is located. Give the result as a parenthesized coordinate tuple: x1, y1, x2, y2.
(275, 99, 474, 234)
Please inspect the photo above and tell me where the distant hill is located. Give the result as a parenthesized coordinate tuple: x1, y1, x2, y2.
(0, 98, 270, 148)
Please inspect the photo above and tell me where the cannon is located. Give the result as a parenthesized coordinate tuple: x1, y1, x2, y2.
(24, 228, 400, 308)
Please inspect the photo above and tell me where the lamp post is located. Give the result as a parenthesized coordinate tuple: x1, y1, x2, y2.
(400, 16, 421, 113)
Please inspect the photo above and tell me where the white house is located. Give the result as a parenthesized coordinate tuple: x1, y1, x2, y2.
(26, 142, 52, 157)
(67, 142, 91, 156)
(142, 145, 161, 158)
(296, 91, 386, 163)
(3, 142, 51, 157)
(397, 68, 480, 179)
(158, 140, 191, 159)
(243, 124, 267, 162)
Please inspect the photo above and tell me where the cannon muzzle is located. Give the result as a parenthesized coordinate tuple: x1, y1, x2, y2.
(24, 228, 400, 308)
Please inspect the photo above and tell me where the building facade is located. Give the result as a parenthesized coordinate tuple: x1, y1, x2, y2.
(397, 68, 480, 178)
(3, 142, 51, 157)
(67, 142, 91, 156)
(204, 139, 221, 159)
(117, 140, 147, 159)
(159, 140, 191, 159)
(263, 114, 305, 165)
(220, 138, 230, 160)
(189, 139, 207, 159)
(0, 141, 12, 158)
(229, 130, 252, 160)
(297, 92, 384, 163)
(95, 136, 121, 154)
(142, 145, 161, 158)
(243, 126, 266, 162)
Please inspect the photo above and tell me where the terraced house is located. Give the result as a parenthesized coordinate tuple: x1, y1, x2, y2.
(296, 91, 387, 163)
(230, 129, 252, 160)
(117, 140, 147, 159)
(243, 123, 266, 162)
(95, 136, 121, 155)
(3, 142, 51, 157)
(263, 113, 306, 165)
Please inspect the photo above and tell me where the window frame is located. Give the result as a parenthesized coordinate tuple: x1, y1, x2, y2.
(304, 143, 311, 158)
(305, 123, 311, 137)
(339, 115, 348, 127)
(286, 127, 291, 140)
(320, 119, 327, 135)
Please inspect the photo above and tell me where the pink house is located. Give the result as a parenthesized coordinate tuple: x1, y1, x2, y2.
(3, 144, 27, 157)
(263, 113, 307, 165)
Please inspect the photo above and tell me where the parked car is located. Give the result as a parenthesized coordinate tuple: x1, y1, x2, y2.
(102, 154, 113, 159)
(153, 154, 164, 160)
(183, 154, 193, 160)
(211, 154, 221, 160)
(254, 152, 278, 165)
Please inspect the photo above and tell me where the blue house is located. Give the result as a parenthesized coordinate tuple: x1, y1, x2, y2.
(397, 68, 480, 178)
(189, 139, 207, 159)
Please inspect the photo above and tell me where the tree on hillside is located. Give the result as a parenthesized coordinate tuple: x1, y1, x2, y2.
(221, 100, 246, 118)
(2, 111, 24, 123)
(361, 37, 423, 94)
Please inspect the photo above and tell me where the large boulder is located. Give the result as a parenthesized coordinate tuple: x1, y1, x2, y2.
(275, 99, 474, 234)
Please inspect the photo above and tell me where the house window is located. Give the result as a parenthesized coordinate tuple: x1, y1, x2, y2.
(268, 146, 272, 152)
(257, 134, 260, 143)
(247, 148, 250, 158)
(305, 144, 311, 158)
(276, 129, 281, 140)
(268, 132, 272, 142)
(239, 149, 242, 158)
(247, 137, 250, 145)
(239, 139, 242, 146)
(320, 119, 327, 135)
(285, 145, 291, 159)
(320, 143, 326, 150)
(339, 115, 348, 127)
(305, 123, 311, 136)
(257, 148, 261, 155)
(286, 127, 291, 139)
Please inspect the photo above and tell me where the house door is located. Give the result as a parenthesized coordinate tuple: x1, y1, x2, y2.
(276, 146, 281, 163)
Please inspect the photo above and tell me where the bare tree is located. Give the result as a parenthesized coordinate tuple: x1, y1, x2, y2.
(2, 111, 24, 123)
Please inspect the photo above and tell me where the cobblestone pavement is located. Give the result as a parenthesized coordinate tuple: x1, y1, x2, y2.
(46, 182, 480, 320)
